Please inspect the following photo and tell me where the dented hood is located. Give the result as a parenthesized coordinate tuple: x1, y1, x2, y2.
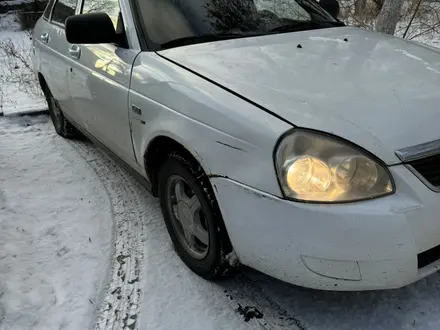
(159, 27, 440, 165)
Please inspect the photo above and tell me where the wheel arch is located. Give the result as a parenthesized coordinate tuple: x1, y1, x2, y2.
(145, 135, 234, 259)
(144, 135, 205, 197)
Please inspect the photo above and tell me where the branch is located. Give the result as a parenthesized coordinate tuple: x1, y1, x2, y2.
(409, 22, 440, 39)
(403, 0, 424, 38)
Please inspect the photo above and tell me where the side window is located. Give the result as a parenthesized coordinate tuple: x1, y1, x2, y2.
(43, 0, 55, 20)
(52, 0, 78, 25)
(82, 0, 120, 29)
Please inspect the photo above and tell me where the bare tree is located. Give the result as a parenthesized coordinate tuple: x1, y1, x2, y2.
(354, 0, 367, 17)
(83, 0, 116, 14)
(375, 0, 405, 34)
(204, 0, 260, 32)
(0, 37, 42, 99)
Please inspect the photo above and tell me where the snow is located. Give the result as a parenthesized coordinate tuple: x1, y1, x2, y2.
(245, 268, 440, 330)
(138, 211, 250, 330)
(395, 49, 423, 61)
(309, 36, 347, 43)
(0, 115, 112, 330)
(0, 13, 20, 32)
(395, 48, 440, 74)
(0, 14, 46, 116)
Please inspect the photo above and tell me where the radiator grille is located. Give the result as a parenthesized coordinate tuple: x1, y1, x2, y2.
(408, 153, 440, 188)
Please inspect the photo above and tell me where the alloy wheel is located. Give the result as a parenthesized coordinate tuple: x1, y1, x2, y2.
(166, 175, 210, 260)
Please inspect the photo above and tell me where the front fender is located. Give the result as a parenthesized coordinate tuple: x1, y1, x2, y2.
(129, 52, 291, 196)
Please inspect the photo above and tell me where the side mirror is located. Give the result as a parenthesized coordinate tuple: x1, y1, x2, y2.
(66, 13, 116, 44)
(319, 0, 340, 18)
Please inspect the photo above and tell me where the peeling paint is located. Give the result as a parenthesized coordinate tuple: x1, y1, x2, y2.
(391, 204, 423, 214)
(242, 185, 274, 201)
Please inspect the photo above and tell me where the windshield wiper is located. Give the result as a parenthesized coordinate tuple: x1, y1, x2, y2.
(160, 32, 256, 50)
(269, 20, 344, 33)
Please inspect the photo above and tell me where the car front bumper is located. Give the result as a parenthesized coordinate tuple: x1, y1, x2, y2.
(210, 165, 440, 291)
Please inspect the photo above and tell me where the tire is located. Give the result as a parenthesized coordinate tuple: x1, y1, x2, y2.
(158, 152, 232, 279)
(45, 87, 79, 138)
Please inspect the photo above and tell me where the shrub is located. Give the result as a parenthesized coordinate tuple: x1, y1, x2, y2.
(15, 0, 48, 31)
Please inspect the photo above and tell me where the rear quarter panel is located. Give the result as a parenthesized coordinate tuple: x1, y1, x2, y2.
(129, 52, 291, 196)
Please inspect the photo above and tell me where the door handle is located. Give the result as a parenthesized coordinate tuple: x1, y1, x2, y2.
(68, 44, 81, 60)
(132, 105, 142, 115)
(40, 32, 49, 44)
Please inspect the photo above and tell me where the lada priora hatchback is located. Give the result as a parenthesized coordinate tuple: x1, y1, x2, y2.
(33, 0, 440, 290)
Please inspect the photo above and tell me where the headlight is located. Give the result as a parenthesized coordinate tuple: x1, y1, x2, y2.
(274, 130, 395, 203)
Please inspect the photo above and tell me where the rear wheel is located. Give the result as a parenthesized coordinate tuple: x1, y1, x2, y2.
(158, 152, 232, 279)
(45, 87, 79, 138)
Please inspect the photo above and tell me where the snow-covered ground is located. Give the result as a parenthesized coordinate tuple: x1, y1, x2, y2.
(0, 13, 46, 116)
(4, 6, 440, 330)
(0, 115, 112, 330)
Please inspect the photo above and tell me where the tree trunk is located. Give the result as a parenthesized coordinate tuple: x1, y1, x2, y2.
(375, 0, 404, 35)
(354, 0, 367, 17)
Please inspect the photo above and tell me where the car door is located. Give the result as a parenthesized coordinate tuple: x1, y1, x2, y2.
(69, 0, 140, 166)
(32, 0, 54, 77)
(35, 0, 80, 123)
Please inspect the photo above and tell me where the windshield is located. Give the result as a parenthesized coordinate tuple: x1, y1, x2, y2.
(134, 0, 341, 49)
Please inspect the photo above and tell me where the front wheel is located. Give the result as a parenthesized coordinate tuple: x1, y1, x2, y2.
(158, 153, 232, 279)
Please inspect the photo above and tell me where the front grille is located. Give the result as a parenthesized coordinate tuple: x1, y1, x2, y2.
(408, 153, 440, 188)
(418, 243, 440, 269)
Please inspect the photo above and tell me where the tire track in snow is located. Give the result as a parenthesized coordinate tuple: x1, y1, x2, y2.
(67, 139, 147, 330)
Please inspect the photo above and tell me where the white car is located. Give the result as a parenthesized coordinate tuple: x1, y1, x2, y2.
(33, 0, 440, 291)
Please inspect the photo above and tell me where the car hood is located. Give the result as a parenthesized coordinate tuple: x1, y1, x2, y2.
(159, 27, 440, 165)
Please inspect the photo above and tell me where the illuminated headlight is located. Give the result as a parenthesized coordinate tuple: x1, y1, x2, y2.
(274, 130, 395, 203)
